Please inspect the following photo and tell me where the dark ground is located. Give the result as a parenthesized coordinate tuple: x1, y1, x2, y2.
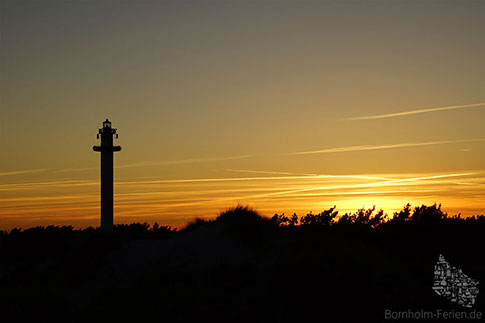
(0, 205, 483, 322)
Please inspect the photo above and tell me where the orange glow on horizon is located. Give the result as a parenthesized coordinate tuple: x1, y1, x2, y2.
(1, 168, 484, 230)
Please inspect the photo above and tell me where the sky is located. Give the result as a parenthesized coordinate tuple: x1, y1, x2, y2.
(0, 0, 484, 229)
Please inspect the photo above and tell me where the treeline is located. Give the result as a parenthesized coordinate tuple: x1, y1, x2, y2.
(0, 204, 483, 322)
(0, 222, 177, 264)
(183, 203, 485, 233)
(0, 222, 177, 238)
(1, 203, 484, 238)
(272, 203, 485, 228)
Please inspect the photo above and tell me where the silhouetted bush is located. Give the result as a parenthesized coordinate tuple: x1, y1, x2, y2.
(214, 205, 276, 246)
(216, 205, 267, 225)
(182, 217, 211, 231)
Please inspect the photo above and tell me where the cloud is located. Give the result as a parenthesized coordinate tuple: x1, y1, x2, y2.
(224, 169, 394, 181)
(116, 155, 252, 169)
(256, 189, 440, 199)
(249, 172, 475, 198)
(51, 155, 253, 173)
(54, 167, 96, 173)
(225, 169, 318, 176)
(347, 102, 485, 120)
(2, 170, 483, 228)
(289, 139, 485, 155)
(116, 175, 334, 185)
(117, 172, 404, 186)
(0, 169, 47, 176)
(0, 179, 97, 191)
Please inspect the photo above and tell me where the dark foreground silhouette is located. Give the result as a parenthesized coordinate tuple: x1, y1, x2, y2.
(0, 204, 483, 322)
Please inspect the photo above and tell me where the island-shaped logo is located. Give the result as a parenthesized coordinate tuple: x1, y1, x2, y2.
(432, 254, 479, 308)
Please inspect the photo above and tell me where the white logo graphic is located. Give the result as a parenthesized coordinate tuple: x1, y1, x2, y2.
(432, 254, 479, 308)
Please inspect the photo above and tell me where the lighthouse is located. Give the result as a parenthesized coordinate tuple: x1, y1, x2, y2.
(93, 119, 121, 232)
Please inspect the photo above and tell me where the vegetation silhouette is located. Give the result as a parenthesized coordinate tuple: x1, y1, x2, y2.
(0, 204, 483, 322)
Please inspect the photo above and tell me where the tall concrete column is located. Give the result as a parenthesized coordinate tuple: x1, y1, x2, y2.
(93, 119, 121, 232)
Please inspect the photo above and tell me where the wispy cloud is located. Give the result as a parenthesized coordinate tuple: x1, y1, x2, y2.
(347, 102, 485, 120)
(117, 173, 403, 186)
(248, 172, 475, 198)
(51, 155, 253, 173)
(0, 179, 97, 191)
(2, 170, 484, 228)
(225, 169, 318, 176)
(54, 167, 96, 173)
(116, 155, 252, 169)
(0, 169, 47, 176)
(289, 139, 485, 155)
(256, 189, 440, 199)
(224, 169, 394, 181)
(0, 194, 97, 203)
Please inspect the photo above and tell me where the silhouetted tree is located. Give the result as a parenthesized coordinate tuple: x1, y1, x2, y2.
(409, 203, 447, 224)
(271, 213, 298, 227)
(389, 203, 412, 223)
(335, 206, 386, 229)
(300, 206, 338, 228)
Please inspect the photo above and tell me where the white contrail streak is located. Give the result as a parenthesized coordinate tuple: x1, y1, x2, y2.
(347, 102, 485, 120)
(53, 155, 252, 172)
(225, 169, 319, 176)
(249, 173, 474, 198)
(0, 169, 47, 176)
(116, 155, 252, 169)
(117, 173, 401, 185)
(290, 139, 485, 155)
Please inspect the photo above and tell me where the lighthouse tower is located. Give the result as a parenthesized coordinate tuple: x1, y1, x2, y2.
(93, 119, 121, 232)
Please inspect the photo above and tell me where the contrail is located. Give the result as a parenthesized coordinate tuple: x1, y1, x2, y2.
(116, 155, 252, 169)
(53, 155, 253, 172)
(225, 169, 394, 181)
(347, 102, 485, 120)
(225, 169, 319, 176)
(249, 172, 474, 198)
(0, 179, 97, 191)
(289, 138, 485, 155)
(0, 169, 47, 176)
(117, 173, 403, 185)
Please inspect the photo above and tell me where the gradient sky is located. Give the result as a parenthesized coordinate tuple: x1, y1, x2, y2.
(1, 0, 484, 229)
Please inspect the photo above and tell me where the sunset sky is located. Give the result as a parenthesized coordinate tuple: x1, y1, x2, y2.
(1, 0, 484, 229)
